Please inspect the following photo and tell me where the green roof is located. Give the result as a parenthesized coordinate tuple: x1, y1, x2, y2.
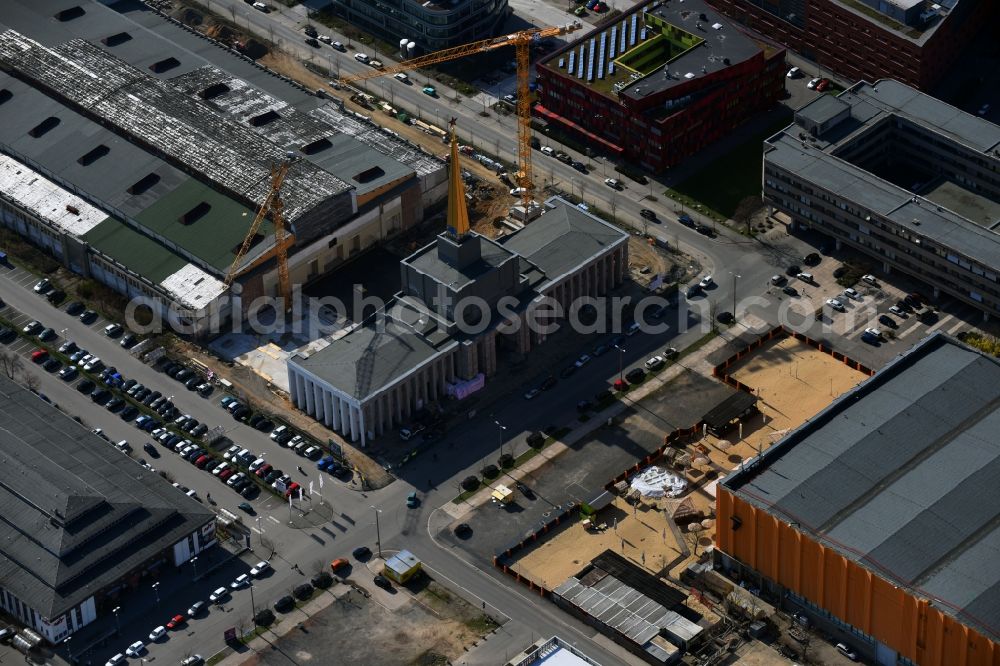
(84, 218, 187, 283)
(132, 178, 270, 273)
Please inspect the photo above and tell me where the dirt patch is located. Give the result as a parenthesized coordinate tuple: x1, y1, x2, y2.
(242, 576, 497, 666)
(729, 336, 868, 435)
(627, 235, 685, 286)
(511, 495, 685, 589)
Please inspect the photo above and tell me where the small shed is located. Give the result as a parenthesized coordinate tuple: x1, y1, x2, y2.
(491, 484, 514, 504)
(383, 549, 421, 583)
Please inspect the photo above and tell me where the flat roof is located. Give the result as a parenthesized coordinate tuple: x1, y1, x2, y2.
(0, 374, 214, 619)
(501, 198, 628, 284)
(724, 333, 1000, 643)
(540, 0, 762, 101)
(766, 80, 1000, 269)
(403, 233, 518, 291)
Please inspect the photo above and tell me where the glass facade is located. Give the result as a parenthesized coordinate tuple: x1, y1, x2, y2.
(332, 0, 509, 50)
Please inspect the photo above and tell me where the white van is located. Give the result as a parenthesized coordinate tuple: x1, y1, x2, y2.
(540, 146, 555, 156)
(354, 53, 370, 64)
(796, 272, 814, 283)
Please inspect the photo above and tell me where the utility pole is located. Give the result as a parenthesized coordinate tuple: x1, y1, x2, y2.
(614, 344, 626, 385)
(372, 506, 383, 558)
(494, 418, 507, 458)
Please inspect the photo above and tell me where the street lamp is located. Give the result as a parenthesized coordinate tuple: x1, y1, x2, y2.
(64, 636, 72, 663)
(190, 556, 199, 580)
(248, 580, 257, 620)
(729, 272, 741, 317)
(494, 419, 507, 458)
(371, 506, 383, 559)
(111, 606, 121, 635)
(614, 344, 626, 385)
(151, 582, 160, 605)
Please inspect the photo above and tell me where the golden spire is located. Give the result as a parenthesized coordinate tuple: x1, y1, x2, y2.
(445, 120, 471, 240)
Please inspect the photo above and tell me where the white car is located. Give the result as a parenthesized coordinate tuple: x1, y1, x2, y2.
(861, 274, 878, 285)
(625, 321, 640, 336)
(252, 2, 268, 11)
(269, 426, 288, 441)
(978, 103, 991, 117)
(644, 355, 665, 370)
(209, 587, 228, 603)
(212, 462, 230, 477)
(540, 146, 554, 156)
(843, 287, 860, 300)
(786, 66, 801, 78)
(148, 626, 166, 642)
(807, 77, 821, 89)
(509, 187, 526, 196)
(863, 327, 882, 338)
(83, 357, 102, 372)
(393, 72, 409, 83)
(250, 560, 271, 577)
(318, 35, 333, 44)
(249, 458, 266, 472)
(574, 354, 591, 368)
(125, 641, 145, 657)
(33, 278, 51, 293)
(231, 574, 250, 589)
(227, 472, 246, 487)
(889, 305, 906, 316)
(223, 444, 241, 460)
(105, 654, 126, 666)
(603, 178, 622, 189)
(699, 275, 713, 288)
(523, 388, 540, 400)
(826, 298, 846, 311)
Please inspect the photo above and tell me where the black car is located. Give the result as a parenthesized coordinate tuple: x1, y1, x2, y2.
(639, 208, 657, 221)
(91, 388, 112, 405)
(879, 314, 899, 329)
(785, 264, 801, 277)
(120, 334, 138, 349)
(79, 310, 98, 324)
(122, 378, 137, 391)
(695, 224, 714, 236)
(373, 574, 392, 590)
(185, 376, 202, 390)
(120, 405, 139, 420)
(559, 365, 576, 379)
(454, 523, 472, 537)
(38, 327, 56, 342)
(134, 388, 151, 402)
(832, 266, 848, 279)
(0, 327, 15, 344)
(240, 484, 259, 499)
(264, 469, 282, 484)
(273, 596, 295, 613)
(303, 24, 318, 37)
(782, 285, 798, 297)
(106, 397, 125, 412)
(46, 289, 66, 305)
(677, 213, 695, 227)
(76, 379, 96, 394)
(183, 419, 200, 433)
(625, 367, 646, 384)
(249, 414, 264, 429)
(571, 160, 587, 173)
(232, 406, 251, 421)
(895, 300, 913, 313)
(540, 375, 557, 390)
(191, 423, 209, 437)
(42, 358, 61, 373)
(159, 361, 177, 374)
(143, 442, 160, 457)
(168, 365, 185, 379)
(65, 301, 85, 316)
(175, 369, 193, 382)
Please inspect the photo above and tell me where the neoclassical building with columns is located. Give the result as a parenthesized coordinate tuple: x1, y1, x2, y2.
(287, 134, 628, 443)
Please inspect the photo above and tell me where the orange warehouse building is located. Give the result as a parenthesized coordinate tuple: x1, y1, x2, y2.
(714, 333, 1000, 666)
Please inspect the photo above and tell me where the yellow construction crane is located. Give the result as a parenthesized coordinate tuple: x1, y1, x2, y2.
(337, 22, 582, 209)
(225, 160, 293, 314)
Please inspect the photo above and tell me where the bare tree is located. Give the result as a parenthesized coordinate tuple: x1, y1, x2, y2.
(21, 371, 40, 393)
(0, 350, 22, 379)
(734, 195, 764, 235)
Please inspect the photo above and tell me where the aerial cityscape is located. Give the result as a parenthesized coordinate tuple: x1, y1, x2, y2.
(0, 0, 996, 665)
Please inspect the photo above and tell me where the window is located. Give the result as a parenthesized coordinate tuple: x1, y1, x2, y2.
(301, 138, 332, 155)
(249, 110, 280, 126)
(199, 83, 230, 100)
(353, 166, 385, 183)
(78, 145, 110, 166)
(127, 172, 161, 195)
(328, 237, 338, 248)
(179, 202, 211, 225)
(102, 32, 132, 47)
(55, 6, 85, 21)
(149, 57, 181, 73)
(0, 89, 11, 105)
(28, 117, 61, 138)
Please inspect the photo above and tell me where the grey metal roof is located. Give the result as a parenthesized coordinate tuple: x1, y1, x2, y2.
(724, 333, 1000, 642)
(293, 311, 454, 401)
(404, 233, 519, 291)
(796, 94, 851, 127)
(501, 198, 628, 284)
(0, 375, 214, 619)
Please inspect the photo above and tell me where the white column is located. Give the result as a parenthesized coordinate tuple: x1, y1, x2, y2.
(339, 400, 350, 435)
(289, 369, 300, 404)
(349, 406, 360, 441)
(313, 384, 324, 422)
(294, 373, 307, 409)
(331, 395, 342, 430)
(304, 379, 315, 415)
(323, 391, 334, 428)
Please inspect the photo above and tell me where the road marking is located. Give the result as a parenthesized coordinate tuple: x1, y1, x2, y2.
(267, 515, 281, 524)
(947, 319, 966, 335)
(925, 313, 954, 334)
(250, 526, 263, 534)
(896, 323, 921, 339)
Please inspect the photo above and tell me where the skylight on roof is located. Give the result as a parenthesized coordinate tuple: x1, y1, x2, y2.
(353, 166, 385, 184)
(199, 83, 230, 100)
(179, 202, 212, 225)
(149, 57, 181, 74)
(102, 32, 132, 47)
(127, 173, 161, 196)
(78, 145, 110, 166)
(249, 110, 281, 127)
(55, 6, 85, 21)
(301, 138, 332, 155)
(28, 117, 61, 138)
(0, 90, 11, 105)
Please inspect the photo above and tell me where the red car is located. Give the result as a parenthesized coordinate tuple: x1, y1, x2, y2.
(166, 614, 185, 630)
(284, 482, 301, 499)
(255, 463, 273, 478)
(815, 78, 830, 92)
(219, 468, 235, 481)
(194, 455, 211, 468)
(31, 349, 48, 363)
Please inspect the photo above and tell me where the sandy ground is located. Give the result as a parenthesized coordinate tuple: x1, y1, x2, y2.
(731, 336, 869, 437)
(512, 495, 685, 589)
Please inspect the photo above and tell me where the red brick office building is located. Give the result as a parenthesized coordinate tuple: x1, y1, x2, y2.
(534, 0, 785, 173)
(705, 0, 991, 91)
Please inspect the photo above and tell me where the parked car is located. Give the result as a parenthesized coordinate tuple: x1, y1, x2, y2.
(33, 278, 52, 294)
(187, 601, 205, 617)
(250, 561, 271, 577)
(639, 208, 657, 220)
(603, 177, 622, 190)
(166, 614, 185, 630)
(826, 298, 846, 311)
(125, 641, 145, 657)
(209, 587, 228, 603)
(148, 626, 166, 642)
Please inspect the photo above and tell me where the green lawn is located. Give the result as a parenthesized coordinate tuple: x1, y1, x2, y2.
(666, 113, 793, 221)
